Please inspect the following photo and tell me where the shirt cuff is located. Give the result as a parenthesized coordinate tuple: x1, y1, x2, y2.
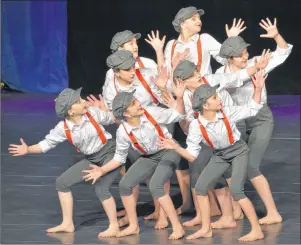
(275, 44, 293, 55)
(113, 154, 126, 164)
(38, 140, 51, 153)
(249, 99, 264, 111)
(186, 147, 200, 159)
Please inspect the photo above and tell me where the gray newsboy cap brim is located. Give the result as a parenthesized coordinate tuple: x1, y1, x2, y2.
(172, 7, 205, 32)
(173, 60, 196, 81)
(192, 85, 218, 112)
(110, 31, 141, 52)
(55, 87, 82, 118)
(112, 90, 136, 120)
(219, 37, 251, 58)
(106, 50, 136, 70)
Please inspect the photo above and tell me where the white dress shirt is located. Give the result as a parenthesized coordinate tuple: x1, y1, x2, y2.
(215, 44, 293, 105)
(102, 57, 157, 92)
(102, 68, 163, 110)
(186, 100, 263, 158)
(164, 33, 227, 76)
(38, 107, 114, 155)
(113, 106, 185, 164)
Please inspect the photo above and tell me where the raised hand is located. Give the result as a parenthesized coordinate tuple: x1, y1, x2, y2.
(145, 30, 166, 52)
(171, 78, 185, 99)
(172, 48, 190, 68)
(157, 137, 178, 150)
(252, 69, 268, 90)
(226, 18, 247, 37)
(86, 94, 108, 111)
(161, 90, 177, 109)
(8, 138, 28, 156)
(254, 49, 272, 70)
(82, 164, 103, 185)
(150, 66, 169, 90)
(259, 18, 279, 39)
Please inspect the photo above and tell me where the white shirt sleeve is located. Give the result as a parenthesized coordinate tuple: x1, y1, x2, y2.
(145, 106, 185, 124)
(38, 122, 67, 153)
(248, 44, 293, 75)
(183, 92, 195, 122)
(223, 99, 263, 123)
(202, 33, 227, 65)
(205, 69, 249, 90)
(102, 82, 116, 111)
(185, 119, 203, 158)
(163, 40, 175, 71)
(102, 69, 114, 93)
(88, 107, 115, 125)
(113, 126, 131, 164)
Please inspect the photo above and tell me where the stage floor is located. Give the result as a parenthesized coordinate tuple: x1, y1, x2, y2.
(1, 93, 300, 244)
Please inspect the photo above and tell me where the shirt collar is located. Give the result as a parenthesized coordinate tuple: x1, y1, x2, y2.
(197, 111, 224, 127)
(177, 33, 199, 44)
(122, 113, 148, 133)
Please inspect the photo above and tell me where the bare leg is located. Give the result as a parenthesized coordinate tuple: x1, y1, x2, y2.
(237, 198, 264, 242)
(157, 194, 185, 240)
(251, 175, 282, 225)
(117, 195, 140, 237)
(154, 180, 170, 229)
(183, 188, 202, 227)
(226, 178, 244, 220)
(186, 195, 212, 240)
(212, 187, 237, 229)
(144, 177, 160, 220)
(175, 169, 192, 215)
(208, 189, 221, 216)
(98, 197, 119, 238)
(46, 192, 75, 233)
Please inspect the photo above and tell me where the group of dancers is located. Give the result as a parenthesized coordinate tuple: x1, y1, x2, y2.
(8, 6, 292, 242)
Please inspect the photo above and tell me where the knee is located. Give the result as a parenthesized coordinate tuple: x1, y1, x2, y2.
(119, 178, 132, 196)
(195, 179, 209, 196)
(95, 186, 111, 202)
(190, 172, 199, 189)
(247, 165, 261, 180)
(230, 185, 246, 201)
(55, 176, 70, 192)
(149, 178, 165, 198)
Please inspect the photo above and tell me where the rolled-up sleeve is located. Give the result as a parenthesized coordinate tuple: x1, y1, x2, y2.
(185, 120, 203, 158)
(113, 127, 131, 164)
(146, 106, 185, 124)
(38, 122, 67, 153)
(89, 107, 115, 125)
(224, 99, 263, 123)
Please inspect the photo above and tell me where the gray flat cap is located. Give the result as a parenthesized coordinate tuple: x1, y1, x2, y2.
(110, 30, 141, 52)
(219, 36, 250, 58)
(192, 84, 218, 112)
(55, 87, 82, 118)
(172, 6, 205, 32)
(112, 90, 136, 120)
(173, 60, 196, 81)
(106, 50, 136, 70)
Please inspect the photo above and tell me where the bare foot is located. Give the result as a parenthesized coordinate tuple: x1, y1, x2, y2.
(98, 224, 120, 238)
(168, 226, 185, 240)
(144, 211, 159, 221)
(154, 215, 168, 230)
(46, 223, 75, 233)
(183, 216, 201, 227)
(116, 224, 140, 237)
(47, 232, 75, 244)
(117, 209, 126, 217)
(211, 216, 237, 229)
(238, 229, 264, 242)
(118, 215, 129, 228)
(259, 213, 282, 225)
(234, 210, 244, 220)
(176, 203, 192, 215)
(186, 228, 212, 240)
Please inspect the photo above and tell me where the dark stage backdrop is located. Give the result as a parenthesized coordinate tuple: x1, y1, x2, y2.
(67, 0, 301, 95)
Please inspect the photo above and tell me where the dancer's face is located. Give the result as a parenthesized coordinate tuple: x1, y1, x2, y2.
(203, 93, 222, 112)
(117, 65, 136, 83)
(68, 97, 87, 117)
(181, 13, 202, 34)
(124, 98, 144, 119)
(183, 70, 202, 90)
(229, 48, 249, 69)
(119, 38, 139, 58)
